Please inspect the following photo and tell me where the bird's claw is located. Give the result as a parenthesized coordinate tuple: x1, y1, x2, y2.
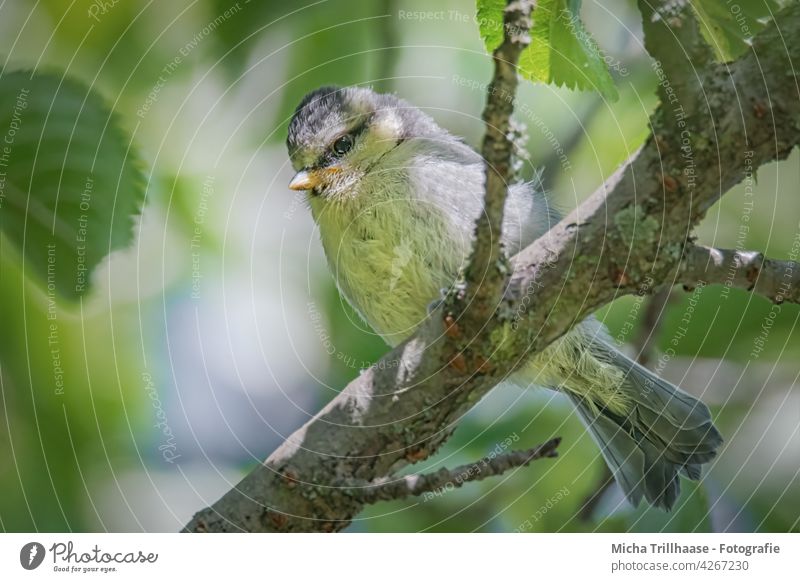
(426, 298, 444, 315)
(426, 287, 451, 315)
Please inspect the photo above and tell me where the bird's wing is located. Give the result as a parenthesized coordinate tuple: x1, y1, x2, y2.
(502, 176, 561, 255)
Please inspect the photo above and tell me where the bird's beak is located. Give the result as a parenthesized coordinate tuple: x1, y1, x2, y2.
(289, 167, 343, 191)
(288, 170, 318, 191)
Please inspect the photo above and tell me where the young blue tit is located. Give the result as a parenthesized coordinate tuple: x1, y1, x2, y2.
(286, 85, 722, 510)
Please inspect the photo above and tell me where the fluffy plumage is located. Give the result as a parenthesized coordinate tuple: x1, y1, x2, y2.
(286, 85, 723, 510)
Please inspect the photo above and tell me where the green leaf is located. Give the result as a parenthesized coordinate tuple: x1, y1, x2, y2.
(689, 0, 780, 62)
(0, 71, 144, 300)
(475, 0, 618, 100)
(477, 0, 508, 52)
(523, 0, 618, 99)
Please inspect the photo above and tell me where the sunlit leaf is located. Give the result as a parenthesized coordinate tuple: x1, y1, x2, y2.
(477, 0, 507, 52)
(476, 0, 618, 100)
(522, 0, 618, 99)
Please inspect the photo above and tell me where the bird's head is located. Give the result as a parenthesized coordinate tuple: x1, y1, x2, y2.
(286, 86, 430, 199)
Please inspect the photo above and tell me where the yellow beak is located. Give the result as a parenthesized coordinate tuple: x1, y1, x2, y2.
(288, 170, 317, 191)
(288, 167, 342, 191)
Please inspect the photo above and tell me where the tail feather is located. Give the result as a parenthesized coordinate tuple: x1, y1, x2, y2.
(570, 395, 647, 507)
(569, 340, 723, 511)
(681, 463, 702, 480)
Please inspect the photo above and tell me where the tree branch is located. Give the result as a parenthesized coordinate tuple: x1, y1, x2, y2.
(680, 244, 800, 305)
(352, 438, 560, 505)
(460, 0, 534, 326)
(184, 2, 800, 532)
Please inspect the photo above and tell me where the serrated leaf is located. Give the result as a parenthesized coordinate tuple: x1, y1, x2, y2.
(476, 0, 618, 100)
(0, 71, 144, 300)
(689, 0, 779, 62)
(477, 0, 508, 52)
(523, 0, 618, 99)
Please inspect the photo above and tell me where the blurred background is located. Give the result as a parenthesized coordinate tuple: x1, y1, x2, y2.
(0, 0, 797, 533)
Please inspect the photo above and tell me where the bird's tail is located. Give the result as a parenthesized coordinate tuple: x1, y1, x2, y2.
(567, 340, 723, 510)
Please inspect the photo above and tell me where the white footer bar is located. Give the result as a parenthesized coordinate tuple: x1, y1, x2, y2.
(1, 533, 796, 580)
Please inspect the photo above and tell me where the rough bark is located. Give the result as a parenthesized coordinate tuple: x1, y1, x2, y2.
(680, 244, 800, 305)
(184, 2, 800, 532)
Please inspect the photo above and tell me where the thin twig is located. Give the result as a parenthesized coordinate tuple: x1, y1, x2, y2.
(460, 0, 535, 325)
(353, 438, 561, 505)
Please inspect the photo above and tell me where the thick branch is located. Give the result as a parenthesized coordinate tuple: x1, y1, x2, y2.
(680, 244, 800, 304)
(184, 4, 800, 533)
(353, 438, 560, 505)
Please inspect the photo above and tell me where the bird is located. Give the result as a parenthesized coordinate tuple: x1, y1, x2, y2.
(285, 85, 723, 511)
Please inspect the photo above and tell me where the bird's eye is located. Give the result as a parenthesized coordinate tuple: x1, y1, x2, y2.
(332, 134, 353, 156)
